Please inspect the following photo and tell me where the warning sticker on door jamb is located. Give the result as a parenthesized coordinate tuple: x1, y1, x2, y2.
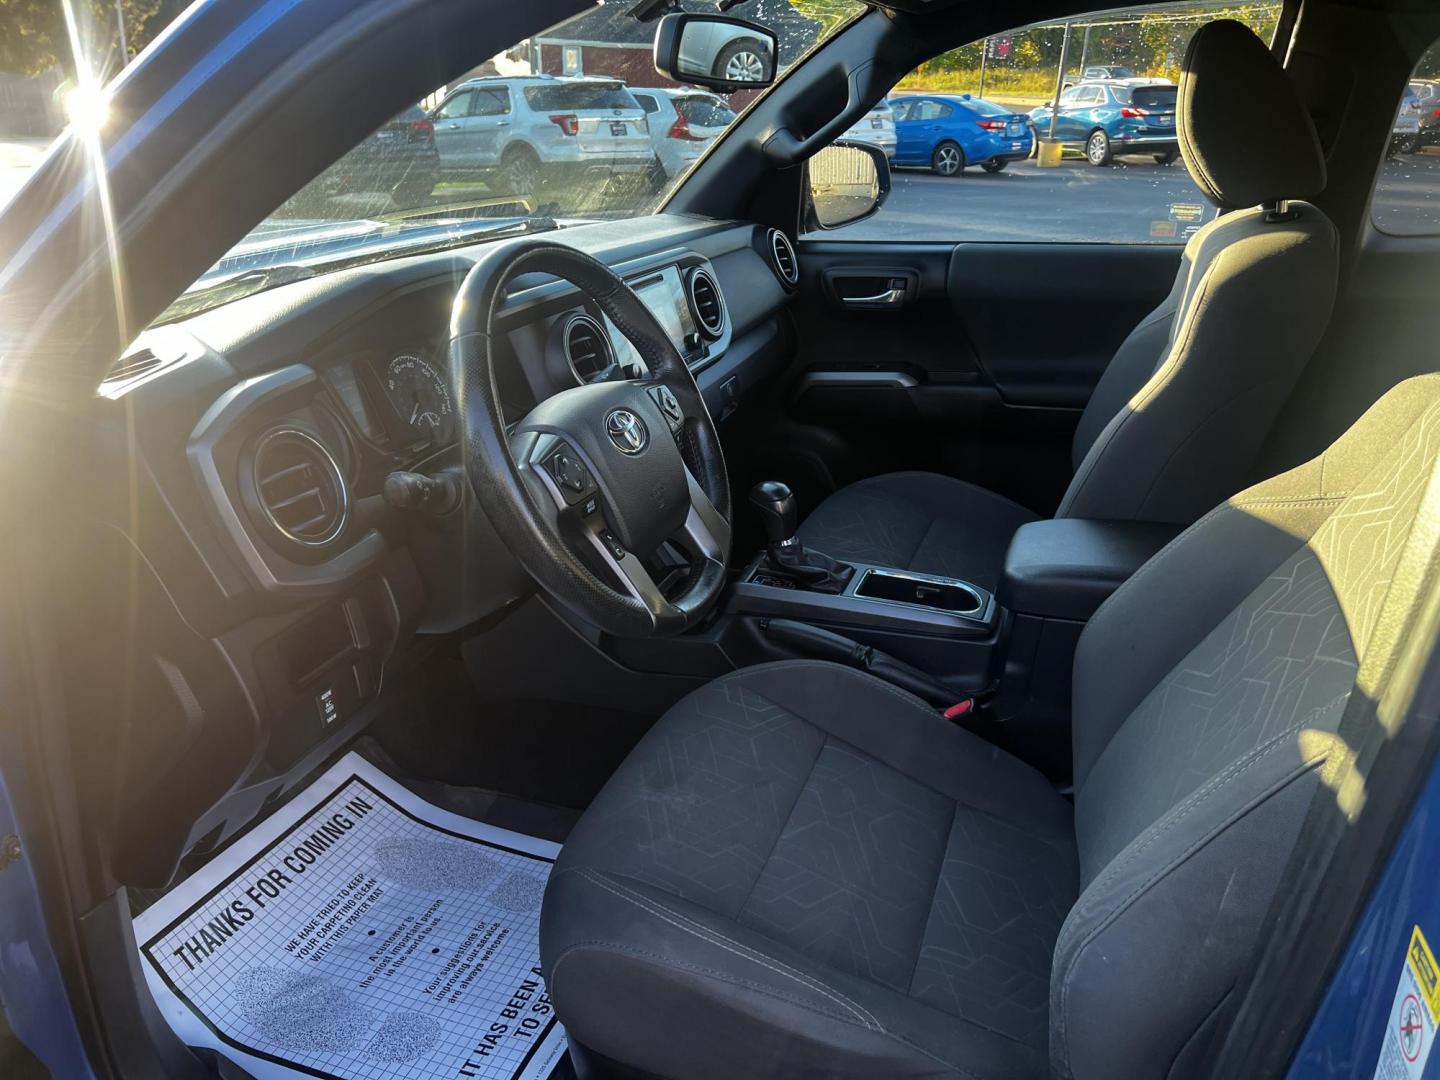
(1373, 925, 1440, 1080)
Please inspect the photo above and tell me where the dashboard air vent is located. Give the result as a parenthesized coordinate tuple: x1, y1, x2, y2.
(687, 269, 725, 338)
(106, 348, 163, 381)
(250, 429, 348, 548)
(768, 229, 799, 287)
(563, 314, 614, 383)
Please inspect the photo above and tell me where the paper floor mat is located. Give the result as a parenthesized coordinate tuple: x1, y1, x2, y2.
(134, 751, 566, 1080)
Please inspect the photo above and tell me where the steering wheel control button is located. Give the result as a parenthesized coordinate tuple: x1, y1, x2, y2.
(546, 447, 592, 501)
(604, 408, 649, 455)
(649, 385, 684, 430)
(598, 528, 626, 559)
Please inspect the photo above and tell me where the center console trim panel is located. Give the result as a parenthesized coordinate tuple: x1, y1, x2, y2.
(729, 557, 996, 637)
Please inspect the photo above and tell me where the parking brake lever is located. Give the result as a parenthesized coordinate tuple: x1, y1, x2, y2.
(761, 618, 962, 710)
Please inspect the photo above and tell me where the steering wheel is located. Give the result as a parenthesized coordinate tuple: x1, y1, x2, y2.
(450, 239, 732, 638)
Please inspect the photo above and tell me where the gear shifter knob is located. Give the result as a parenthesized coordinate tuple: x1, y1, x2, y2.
(749, 481, 798, 546)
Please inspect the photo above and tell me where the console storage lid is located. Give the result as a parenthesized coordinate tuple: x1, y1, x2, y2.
(1000, 519, 1183, 621)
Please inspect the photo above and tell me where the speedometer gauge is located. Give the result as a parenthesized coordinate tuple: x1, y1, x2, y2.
(383, 352, 454, 445)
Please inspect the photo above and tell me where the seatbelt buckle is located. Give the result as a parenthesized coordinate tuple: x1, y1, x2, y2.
(942, 698, 975, 721)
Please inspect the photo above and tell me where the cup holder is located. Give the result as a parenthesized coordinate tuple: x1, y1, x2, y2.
(855, 569, 983, 614)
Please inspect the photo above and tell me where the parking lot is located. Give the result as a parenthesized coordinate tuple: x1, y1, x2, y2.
(826, 149, 1440, 242)
(7, 135, 1440, 247)
(829, 153, 1218, 243)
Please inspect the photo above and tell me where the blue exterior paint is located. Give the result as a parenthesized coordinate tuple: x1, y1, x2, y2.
(889, 93, 1033, 171)
(0, 0, 304, 292)
(1288, 761, 1440, 1078)
(0, 749, 93, 1077)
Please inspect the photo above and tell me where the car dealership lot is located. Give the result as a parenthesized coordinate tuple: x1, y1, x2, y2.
(8, 135, 1439, 243)
(831, 151, 1440, 242)
(832, 155, 1216, 242)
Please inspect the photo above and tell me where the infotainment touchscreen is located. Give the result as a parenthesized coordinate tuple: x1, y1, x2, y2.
(612, 265, 697, 374)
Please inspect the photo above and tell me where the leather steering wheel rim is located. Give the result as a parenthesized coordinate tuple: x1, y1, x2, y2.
(450, 238, 732, 637)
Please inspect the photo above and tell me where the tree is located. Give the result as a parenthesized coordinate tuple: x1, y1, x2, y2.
(0, 0, 164, 77)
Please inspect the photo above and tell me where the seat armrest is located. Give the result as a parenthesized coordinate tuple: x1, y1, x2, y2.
(1000, 519, 1183, 621)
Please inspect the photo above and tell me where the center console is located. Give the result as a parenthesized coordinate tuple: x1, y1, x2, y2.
(723, 481, 1182, 773)
(724, 481, 1002, 697)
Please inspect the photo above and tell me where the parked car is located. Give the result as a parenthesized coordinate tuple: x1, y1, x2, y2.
(838, 101, 897, 159)
(1062, 63, 1137, 89)
(429, 75, 655, 196)
(676, 19, 776, 82)
(630, 87, 736, 180)
(890, 93, 1033, 175)
(1392, 82, 1423, 155)
(307, 104, 439, 206)
(1412, 78, 1440, 145)
(1030, 79, 1179, 165)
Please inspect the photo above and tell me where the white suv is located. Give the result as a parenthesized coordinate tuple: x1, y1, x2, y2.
(630, 87, 737, 180)
(430, 76, 656, 197)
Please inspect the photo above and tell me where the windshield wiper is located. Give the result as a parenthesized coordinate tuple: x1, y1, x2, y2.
(156, 264, 319, 323)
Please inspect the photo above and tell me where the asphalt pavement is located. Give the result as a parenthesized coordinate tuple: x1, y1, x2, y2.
(6, 134, 1440, 249)
(830, 152, 1218, 243)
(829, 148, 1440, 243)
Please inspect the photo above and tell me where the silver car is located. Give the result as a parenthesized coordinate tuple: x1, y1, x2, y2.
(677, 22, 776, 83)
(630, 87, 737, 179)
(430, 76, 655, 195)
(839, 101, 897, 159)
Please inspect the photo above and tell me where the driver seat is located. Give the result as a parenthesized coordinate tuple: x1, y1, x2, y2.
(540, 374, 1440, 1079)
(797, 21, 1336, 592)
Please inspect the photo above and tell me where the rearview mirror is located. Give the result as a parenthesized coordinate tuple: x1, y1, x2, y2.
(653, 13, 777, 90)
(805, 142, 891, 231)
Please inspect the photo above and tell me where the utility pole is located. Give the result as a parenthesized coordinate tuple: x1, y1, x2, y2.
(978, 39, 988, 99)
(1047, 22, 1072, 143)
(115, 0, 129, 64)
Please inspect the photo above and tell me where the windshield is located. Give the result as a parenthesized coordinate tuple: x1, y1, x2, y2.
(164, 0, 861, 316)
(967, 97, 1011, 117)
(521, 82, 638, 111)
(1125, 85, 1178, 108)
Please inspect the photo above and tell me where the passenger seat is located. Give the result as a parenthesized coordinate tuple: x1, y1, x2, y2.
(798, 20, 1338, 591)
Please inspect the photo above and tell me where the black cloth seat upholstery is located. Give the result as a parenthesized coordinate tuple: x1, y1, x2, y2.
(796, 471, 1040, 591)
(541, 660, 1076, 1079)
(797, 20, 1337, 591)
(541, 373, 1440, 1079)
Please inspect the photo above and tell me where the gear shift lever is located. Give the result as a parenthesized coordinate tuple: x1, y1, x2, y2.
(749, 481, 854, 594)
(749, 480, 799, 550)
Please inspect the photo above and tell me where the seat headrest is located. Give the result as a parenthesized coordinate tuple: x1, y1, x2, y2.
(1178, 19, 1325, 209)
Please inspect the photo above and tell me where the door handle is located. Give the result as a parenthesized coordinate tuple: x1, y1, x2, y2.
(447, 122, 460, 129)
(842, 287, 906, 309)
(496, 120, 510, 127)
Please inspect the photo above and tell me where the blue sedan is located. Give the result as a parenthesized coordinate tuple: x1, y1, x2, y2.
(890, 93, 1034, 176)
(1029, 80, 1179, 166)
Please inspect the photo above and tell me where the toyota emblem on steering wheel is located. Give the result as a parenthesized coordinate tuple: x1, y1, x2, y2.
(605, 408, 649, 455)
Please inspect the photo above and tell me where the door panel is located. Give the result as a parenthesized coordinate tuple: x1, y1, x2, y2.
(773, 241, 1181, 518)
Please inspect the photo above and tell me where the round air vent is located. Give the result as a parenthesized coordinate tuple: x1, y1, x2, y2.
(563, 313, 614, 383)
(768, 228, 799, 288)
(686, 268, 726, 338)
(248, 429, 348, 548)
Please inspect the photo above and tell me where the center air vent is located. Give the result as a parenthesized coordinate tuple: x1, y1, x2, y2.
(249, 429, 348, 548)
(768, 228, 799, 288)
(563, 314, 614, 383)
(687, 268, 726, 338)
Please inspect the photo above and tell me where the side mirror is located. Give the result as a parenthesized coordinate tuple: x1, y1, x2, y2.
(804, 142, 891, 231)
(653, 12, 777, 90)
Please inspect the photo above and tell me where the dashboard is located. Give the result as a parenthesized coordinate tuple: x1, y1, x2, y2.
(86, 216, 800, 883)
